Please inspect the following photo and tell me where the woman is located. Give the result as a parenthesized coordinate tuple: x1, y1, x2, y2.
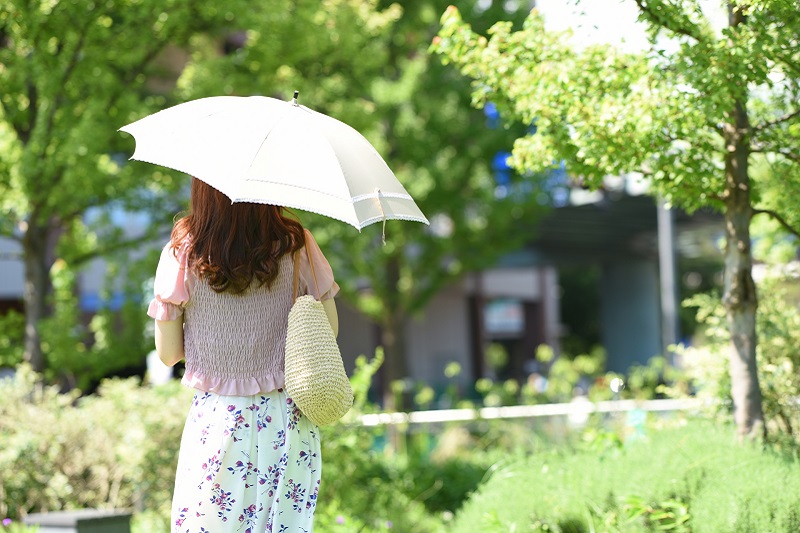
(148, 177, 339, 533)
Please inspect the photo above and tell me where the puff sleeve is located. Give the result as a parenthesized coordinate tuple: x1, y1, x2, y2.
(298, 229, 340, 301)
(147, 241, 191, 320)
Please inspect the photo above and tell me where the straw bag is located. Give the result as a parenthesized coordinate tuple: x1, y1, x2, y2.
(284, 242, 353, 426)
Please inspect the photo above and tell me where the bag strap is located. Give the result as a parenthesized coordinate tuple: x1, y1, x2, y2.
(292, 237, 321, 303)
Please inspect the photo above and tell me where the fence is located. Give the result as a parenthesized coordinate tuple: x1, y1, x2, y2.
(359, 398, 703, 426)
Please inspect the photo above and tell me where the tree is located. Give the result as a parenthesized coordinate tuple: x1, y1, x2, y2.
(0, 0, 247, 374)
(179, 0, 545, 404)
(433, 0, 800, 439)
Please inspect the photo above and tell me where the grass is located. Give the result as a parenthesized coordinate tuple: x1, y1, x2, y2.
(448, 418, 800, 533)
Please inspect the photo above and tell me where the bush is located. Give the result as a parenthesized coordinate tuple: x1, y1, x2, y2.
(448, 419, 800, 532)
(679, 275, 800, 446)
(0, 365, 190, 522)
(0, 355, 456, 532)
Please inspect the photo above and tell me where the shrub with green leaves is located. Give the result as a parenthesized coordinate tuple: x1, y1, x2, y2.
(0, 365, 190, 521)
(678, 274, 800, 445)
(0, 354, 458, 532)
(449, 420, 800, 533)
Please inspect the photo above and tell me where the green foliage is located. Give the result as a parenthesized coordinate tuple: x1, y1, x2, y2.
(0, 247, 160, 389)
(0, 521, 37, 533)
(1, 352, 486, 532)
(433, 0, 800, 437)
(621, 495, 691, 532)
(179, 0, 548, 384)
(0, 0, 234, 224)
(1, 0, 244, 372)
(449, 420, 800, 533)
(472, 345, 610, 406)
(0, 365, 191, 520)
(0, 311, 24, 368)
(678, 275, 800, 443)
(433, 1, 800, 212)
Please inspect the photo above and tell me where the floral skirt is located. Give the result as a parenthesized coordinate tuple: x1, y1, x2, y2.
(171, 389, 321, 533)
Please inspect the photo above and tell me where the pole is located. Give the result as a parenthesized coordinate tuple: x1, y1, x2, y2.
(657, 198, 679, 355)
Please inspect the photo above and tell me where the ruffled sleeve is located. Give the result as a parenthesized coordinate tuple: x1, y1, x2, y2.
(147, 241, 191, 321)
(298, 229, 340, 301)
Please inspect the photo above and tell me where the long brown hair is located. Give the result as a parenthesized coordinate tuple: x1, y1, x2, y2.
(171, 178, 306, 293)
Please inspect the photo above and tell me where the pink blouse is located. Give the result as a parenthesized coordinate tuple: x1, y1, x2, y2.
(146, 229, 340, 396)
(147, 229, 339, 322)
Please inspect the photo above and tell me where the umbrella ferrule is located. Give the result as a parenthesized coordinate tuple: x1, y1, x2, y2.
(292, 91, 299, 106)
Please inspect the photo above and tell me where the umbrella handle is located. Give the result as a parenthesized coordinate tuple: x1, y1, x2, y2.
(375, 188, 386, 246)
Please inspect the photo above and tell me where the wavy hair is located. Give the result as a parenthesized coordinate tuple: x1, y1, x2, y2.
(171, 178, 306, 294)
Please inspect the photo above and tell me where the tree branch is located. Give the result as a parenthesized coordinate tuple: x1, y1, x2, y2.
(43, 19, 92, 143)
(750, 143, 800, 164)
(67, 228, 172, 267)
(633, 0, 707, 42)
(774, 150, 800, 164)
(752, 208, 800, 239)
(753, 108, 800, 133)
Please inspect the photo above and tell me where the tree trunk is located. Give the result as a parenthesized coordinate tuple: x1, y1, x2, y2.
(21, 222, 56, 373)
(380, 254, 410, 409)
(380, 311, 409, 409)
(722, 99, 765, 442)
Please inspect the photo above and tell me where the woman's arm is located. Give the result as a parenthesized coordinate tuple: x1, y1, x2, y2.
(322, 298, 339, 338)
(154, 318, 185, 366)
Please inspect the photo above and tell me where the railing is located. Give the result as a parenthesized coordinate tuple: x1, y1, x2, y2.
(359, 398, 702, 426)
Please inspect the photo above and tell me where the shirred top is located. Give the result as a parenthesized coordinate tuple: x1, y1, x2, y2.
(147, 229, 339, 395)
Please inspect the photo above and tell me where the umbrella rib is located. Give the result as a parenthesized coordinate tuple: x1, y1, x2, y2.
(351, 191, 413, 202)
(245, 106, 293, 172)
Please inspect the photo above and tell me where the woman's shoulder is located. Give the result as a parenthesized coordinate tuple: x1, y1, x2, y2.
(301, 228, 325, 252)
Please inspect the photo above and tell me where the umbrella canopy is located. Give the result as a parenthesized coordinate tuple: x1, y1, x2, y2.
(119, 94, 429, 230)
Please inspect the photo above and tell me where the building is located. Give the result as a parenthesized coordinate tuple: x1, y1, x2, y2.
(0, 179, 723, 397)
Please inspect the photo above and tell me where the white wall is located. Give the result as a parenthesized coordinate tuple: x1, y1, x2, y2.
(406, 283, 472, 388)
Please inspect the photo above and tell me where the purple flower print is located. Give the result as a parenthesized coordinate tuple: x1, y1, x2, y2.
(286, 400, 303, 431)
(258, 395, 272, 428)
(296, 442, 318, 470)
(224, 406, 251, 442)
(193, 392, 211, 407)
(285, 479, 307, 512)
(227, 452, 258, 488)
(258, 453, 288, 498)
(200, 424, 211, 445)
(238, 502, 263, 533)
(174, 507, 189, 528)
(272, 430, 286, 450)
(199, 451, 223, 489)
(256, 398, 273, 432)
(210, 483, 235, 521)
(306, 479, 320, 512)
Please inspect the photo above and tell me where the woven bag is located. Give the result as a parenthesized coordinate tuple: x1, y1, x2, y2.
(284, 242, 353, 426)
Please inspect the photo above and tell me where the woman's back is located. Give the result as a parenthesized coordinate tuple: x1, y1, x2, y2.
(182, 253, 294, 395)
